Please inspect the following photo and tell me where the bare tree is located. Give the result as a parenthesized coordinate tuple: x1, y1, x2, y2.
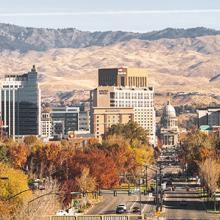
(76, 167, 97, 207)
(199, 158, 220, 194)
(14, 179, 62, 220)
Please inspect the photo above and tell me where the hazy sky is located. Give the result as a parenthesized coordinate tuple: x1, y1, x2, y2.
(0, 0, 220, 32)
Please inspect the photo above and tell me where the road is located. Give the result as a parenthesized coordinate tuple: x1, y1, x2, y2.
(161, 183, 219, 220)
(87, 193, 155, 216)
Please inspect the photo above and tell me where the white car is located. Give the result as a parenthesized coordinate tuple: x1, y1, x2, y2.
(56, 210, 68, 216)
(117, 204, 127, 211)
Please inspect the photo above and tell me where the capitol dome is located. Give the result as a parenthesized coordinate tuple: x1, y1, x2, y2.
(163, 101, 176, 118)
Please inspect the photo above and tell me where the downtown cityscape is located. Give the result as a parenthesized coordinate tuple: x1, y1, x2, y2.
(0, 1, 220, 220)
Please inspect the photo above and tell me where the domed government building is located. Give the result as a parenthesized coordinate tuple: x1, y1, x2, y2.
(159, 101, 179, 147)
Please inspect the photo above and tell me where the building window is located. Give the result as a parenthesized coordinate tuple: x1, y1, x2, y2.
(120, 76, 125, 86)
(110, 92, 115, 99)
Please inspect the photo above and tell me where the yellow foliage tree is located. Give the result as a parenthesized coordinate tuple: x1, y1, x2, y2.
(0, 162, 31, 218)
(133, 145, 154, 166)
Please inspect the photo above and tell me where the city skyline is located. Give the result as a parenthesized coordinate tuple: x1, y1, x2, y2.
(0, 0, 220, 32)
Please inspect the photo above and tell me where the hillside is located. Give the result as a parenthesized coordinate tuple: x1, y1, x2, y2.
(1, 24, 220, 107)
(0, 23, 220, 52)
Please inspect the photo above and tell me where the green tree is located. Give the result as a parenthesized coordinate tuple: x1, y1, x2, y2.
(104, 121, 149, 147)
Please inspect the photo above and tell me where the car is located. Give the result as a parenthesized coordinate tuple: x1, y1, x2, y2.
(180, 200, 187, 206)
(116, 207, 125, 214)
(117, 204, 127, 211)
(56, 210, 68, 216)
(132, 206, 141, 213)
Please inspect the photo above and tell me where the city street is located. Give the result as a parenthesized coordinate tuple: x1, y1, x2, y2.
(87, 194, 155, 216)
(161, 183, 219, 219)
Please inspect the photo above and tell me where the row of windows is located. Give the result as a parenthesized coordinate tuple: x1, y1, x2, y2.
(113, 92, 153, 99)
(115, 102, 153, 108)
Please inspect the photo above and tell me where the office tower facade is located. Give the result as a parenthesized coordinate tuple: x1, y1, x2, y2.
(91, 68, 156, 145)
(73, 102, 90, 131)
(98, 68, 148, 87)
(0, 66, 41, 138)
(79, 111, 90, 131)
(51, 106, 79, 138)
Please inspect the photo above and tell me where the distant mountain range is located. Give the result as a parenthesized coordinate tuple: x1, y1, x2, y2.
(1, 23, 220, 107)
(0, 23, 220, 52)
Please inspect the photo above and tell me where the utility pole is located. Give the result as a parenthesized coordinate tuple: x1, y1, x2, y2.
(139, 179, 142, 215)
(145, 165, 148, 191)
(155, 170, 159, 211)
(159, 163, 163, 211)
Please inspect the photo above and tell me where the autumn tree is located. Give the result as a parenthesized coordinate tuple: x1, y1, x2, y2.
(38, 143, 61, 178)
(23, 136, 38, 146)
(179, 129, 214, 174)
(0, 145, 9, 163)
(0, 162, 31, 219)
(8, 144, 30, 169)
(76, 167, 97, 193)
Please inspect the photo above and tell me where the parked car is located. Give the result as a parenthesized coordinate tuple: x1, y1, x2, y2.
(117, 204, 127, 211)
(132, 206, 140, 213)
(56, 210, 68, 216)
(116, 207, 125, 214)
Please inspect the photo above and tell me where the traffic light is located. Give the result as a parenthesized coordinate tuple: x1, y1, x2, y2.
(113, 190, 117, 197)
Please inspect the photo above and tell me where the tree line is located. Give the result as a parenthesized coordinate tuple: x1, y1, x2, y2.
(179, 129, 220, 210)
(0, 121, 154, 219)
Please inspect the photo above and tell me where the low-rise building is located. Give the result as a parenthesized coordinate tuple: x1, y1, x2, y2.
(197, 107, 220, 128)
(41, 111, 53, 139)
(90, 107, 134, 140)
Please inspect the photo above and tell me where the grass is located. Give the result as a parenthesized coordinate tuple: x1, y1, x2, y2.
(207, 210, 220, 214)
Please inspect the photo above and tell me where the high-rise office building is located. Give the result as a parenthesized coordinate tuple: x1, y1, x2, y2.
(91, 68, 156, 145)
(0, 66, 41, 138)
(51, 106, 79, 138)
(98, 68, 148, 87)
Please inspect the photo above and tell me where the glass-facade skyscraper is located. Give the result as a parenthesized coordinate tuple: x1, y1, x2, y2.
(0, 66, 41, 138)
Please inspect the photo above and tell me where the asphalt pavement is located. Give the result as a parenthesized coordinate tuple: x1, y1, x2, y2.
(87, 193, 155, 216)
(161, 182, 220, 219)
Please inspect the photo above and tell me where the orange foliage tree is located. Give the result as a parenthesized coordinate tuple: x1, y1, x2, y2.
(8, 144, 30, 169)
